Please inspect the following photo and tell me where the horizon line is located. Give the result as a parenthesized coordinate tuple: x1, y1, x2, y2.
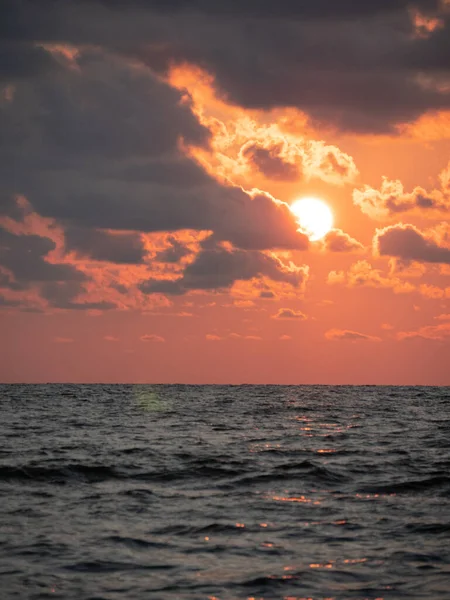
(1, 382, 449, 387)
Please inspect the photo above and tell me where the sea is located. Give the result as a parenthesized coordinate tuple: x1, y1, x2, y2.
(0, 384, 449, 600)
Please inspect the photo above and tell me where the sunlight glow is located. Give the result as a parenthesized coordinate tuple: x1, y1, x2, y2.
(290, 197, 334, 241)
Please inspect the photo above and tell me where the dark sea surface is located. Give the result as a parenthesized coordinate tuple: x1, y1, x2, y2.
(1, 385, 450, 600)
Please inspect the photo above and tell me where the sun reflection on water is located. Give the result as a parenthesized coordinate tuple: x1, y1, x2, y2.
(133, 386, 168, 412)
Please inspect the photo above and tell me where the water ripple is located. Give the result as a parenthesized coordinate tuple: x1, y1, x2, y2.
(0, 383, 449, 600)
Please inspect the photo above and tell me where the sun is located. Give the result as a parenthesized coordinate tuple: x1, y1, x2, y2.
(290, 197, 334, 241)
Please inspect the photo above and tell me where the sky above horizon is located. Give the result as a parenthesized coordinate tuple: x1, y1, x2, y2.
(1, 0, 450, 384)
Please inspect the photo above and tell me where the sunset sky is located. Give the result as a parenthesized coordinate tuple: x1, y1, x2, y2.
(1, 0, 450, 384)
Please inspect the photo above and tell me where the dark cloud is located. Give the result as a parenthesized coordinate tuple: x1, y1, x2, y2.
(129, 3, 450, 133)
(273, 308, 307, 320)
(139, 279, 185, 296)
(0, 49, 208, 166)
(0, 49, 307, 252)
(24, 179, 307, 250)
(133, 14, 448, 132)
(0, 227, 86, 286)
(182, 246, 304, 289)
(204, 52, 450, 134)
(376, 224, 450, 264)
(110, 282, 130, 295)
(78, 0, 442, 20)
(155, 236, 192, 263)
(65, 227, 146, 263)
(0, 40, 60, 82)
(0, 48, 211, 232)
(1, 0, 440, 51)
(0, 227, 118, 310)
(140, 244, 308, 295)
(240, 141, 300, 181)
(0, 294, 21, 307)
(40, 280, 116, 310)
(40, 281, 83, 305)
(0, 268, 24, 291)
(1, 0, 449, 133)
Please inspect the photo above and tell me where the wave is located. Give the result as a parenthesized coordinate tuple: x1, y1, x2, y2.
(405, 522, 450, 535)
(357, 475, 450, 495)
(64, 560, 175, 572)
(0, 464, 120, 483)
(152, 522, 246, 536)
(228, 460, 346, 486)
(106, 535, 168, 549)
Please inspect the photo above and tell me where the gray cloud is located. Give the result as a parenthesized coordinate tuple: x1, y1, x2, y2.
(1, 1, 449, 134)
(0, 49, 307, 253)
(0, 49, 208, 171)
(260, 290, 275, 299)
(40, 280, 116, 310)
(2, 0, 448, 314)
(65, 227, 146, 264)
(72, 0, 443, 20)
(241, 141, 300, 181)
(139, 279, 185, 296)
(0, 227, 118, 310)
(133, 5, 450, 133)
(0, 294, 21, 307)
(140, 244, 308, 295)
(0, 227, 86, 286)
(155, 236, 192, 263)
(0, 40, 60, 81)
(376, 224, 450, 264)
(273, 308, 307, 319)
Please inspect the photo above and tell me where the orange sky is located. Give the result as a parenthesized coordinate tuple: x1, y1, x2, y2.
(1, 1, 449, 384)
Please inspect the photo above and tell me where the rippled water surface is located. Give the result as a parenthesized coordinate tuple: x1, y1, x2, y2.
(1, 384, 449, 600)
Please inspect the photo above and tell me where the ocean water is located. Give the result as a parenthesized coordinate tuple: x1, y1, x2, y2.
(0, 385, 449, 600)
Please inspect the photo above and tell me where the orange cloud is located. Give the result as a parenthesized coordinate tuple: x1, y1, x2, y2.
(206, 333, 262, 341)
(387, 258, 427, 278)
(419, 284, 450, 299)
(231, 265, 310, 302)
(206, 334, 222, 341)
(410, 10, 444, 39)
(397, 322, 450, 340)
(54, 337, 74, 344)
(229, 333, 262, 341)
(323, 229, 365, 253)
(327, 260, 415, 294)
(232, 300, 256, 309)
(353, 162, 450, 219)
(169, 64, 358, 189)
(325, 329, 381, 342)
(140, 334, 165, 343)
